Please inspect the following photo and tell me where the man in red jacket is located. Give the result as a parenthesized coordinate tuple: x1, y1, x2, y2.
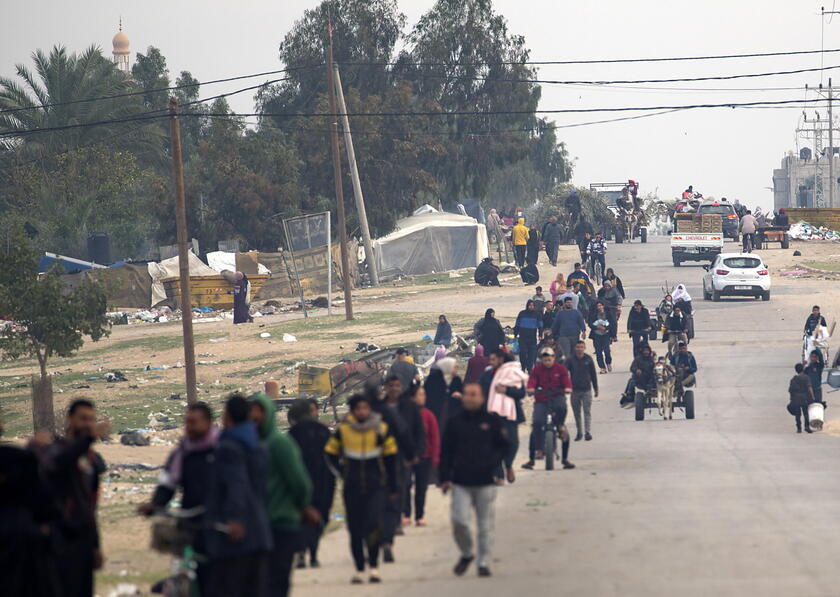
(521, 348, 574, 470)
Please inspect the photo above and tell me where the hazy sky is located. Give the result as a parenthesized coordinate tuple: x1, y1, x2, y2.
(4, 0, 838, 211)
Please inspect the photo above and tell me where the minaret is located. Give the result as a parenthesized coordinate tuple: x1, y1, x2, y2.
(112, 19, 131, 73)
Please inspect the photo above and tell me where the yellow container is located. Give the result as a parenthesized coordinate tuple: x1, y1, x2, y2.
(162, 274, 269, 310)
(298, 365, 332, 397)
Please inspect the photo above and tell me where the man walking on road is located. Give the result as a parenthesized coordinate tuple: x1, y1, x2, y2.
(550, 297, 586, 363)
(542, 216, 561, 266)
(389, 348, 419, 392)
(514, 299, 543, 372)
(566, 341, 599, 441)
(440, 382, 510, 579)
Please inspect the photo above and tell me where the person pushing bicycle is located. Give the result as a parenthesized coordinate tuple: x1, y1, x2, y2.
(522, 347, 575, 470)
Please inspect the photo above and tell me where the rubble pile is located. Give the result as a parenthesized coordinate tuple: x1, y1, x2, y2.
(789, 221, 840, 241)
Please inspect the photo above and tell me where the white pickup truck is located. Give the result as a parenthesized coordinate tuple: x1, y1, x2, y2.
(671, 213, 724, 266)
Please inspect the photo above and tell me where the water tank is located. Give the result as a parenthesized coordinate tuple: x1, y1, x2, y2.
(800, 147, 813, 161)
(87, 233, 112, 265)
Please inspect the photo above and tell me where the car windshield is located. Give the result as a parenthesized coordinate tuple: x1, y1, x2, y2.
(699, 205, 734, 215)
(723, 257, 761, 269)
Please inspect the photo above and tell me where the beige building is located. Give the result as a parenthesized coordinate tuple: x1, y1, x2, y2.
(773, 149, 840, 210)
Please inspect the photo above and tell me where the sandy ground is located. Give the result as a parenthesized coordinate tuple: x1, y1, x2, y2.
(4, 236, 840, 595)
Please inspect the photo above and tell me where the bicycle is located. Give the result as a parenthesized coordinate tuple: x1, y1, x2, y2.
(542, 390, 571, 470)
(149, 507, 228, 597)
(586, 254, 603, 287)
(742, 233, 754, 254)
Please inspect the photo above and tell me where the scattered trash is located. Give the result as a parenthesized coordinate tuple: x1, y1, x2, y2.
(114, 463, 163, 472)
(120, 432, 150, 447)
(209, 337, 228, 343)
(192, 306, 215, 313)
(789, 220, 840, 241)
(74, 384, 91, 389)
(168, 393, 181, 401)
(312, 296, 329, 308)
(793, 250, 802, 256)
(355, 342, 380, 353)
(282, 333, 297, 342)
(105, 371, 128, 383)
(106, 583, 140, 597)
(260, 332, 272, 339)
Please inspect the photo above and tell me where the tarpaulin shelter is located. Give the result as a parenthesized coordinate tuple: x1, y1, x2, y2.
(206, 251, 271, 275)
(60, 263, 153, 309)
(372, 212, 489, 276)
(39, 252, 106, 274)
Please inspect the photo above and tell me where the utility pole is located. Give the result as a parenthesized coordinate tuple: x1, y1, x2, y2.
(830, 78, 835, 208)
(168, 98, 198, 404)
(334, 64, 380, 286)
(326, 19, 354, 320)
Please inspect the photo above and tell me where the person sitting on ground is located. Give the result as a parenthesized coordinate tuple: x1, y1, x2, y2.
(620, 345, 656, 407)
(434, 315, 453, 348)
(474, 257, 501, 287)
(669, 342, 697, 390)
(804, 305, 828, 336)
(788, 363, 815, 434)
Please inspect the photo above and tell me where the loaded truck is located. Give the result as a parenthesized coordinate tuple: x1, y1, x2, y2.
(671, 213, 723, 267)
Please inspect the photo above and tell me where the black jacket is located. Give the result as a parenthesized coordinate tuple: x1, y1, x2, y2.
(542, 221, 561, 244)
(607, 275, 625, 298)
(478, 317, 507, 352)
(204, 424, 272, 558)
(565, 354, 598, 392)
(424, 370, 465, 424)
(289, 420, 336, 516)
(374, 398, 425, 462)
(666, 313, 687, 333)
(789, 373, 813, 406)
(805, 314, 827, 335)
(152, 445, 215, 512)
(627, 307, 652, 333)
(631, 355, 655, 385)
(439, 410, 510, 486)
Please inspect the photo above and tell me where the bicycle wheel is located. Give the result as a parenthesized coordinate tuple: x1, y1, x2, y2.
(544, 426, 556, 470)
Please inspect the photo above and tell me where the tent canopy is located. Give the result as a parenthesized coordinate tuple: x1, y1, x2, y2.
(148, 252, 218, 307)
(206, 251, 271, 275)
(372, 212, 489, 276)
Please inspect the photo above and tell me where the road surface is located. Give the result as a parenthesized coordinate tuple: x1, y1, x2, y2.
(295, 237, 840, 597)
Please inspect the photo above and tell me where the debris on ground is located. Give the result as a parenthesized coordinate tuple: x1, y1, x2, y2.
(355, 342, 380, 353)
(106, 583, 140, 597)
(260, 332, 272, 339)
(120, 432, 150, 447)
(789, 220, 840, 241)
(105, 371, 128, 383)
(282, 333, 297, 342)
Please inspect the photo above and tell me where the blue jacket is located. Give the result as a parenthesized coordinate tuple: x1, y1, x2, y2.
(551, 309, 586, 338)
(515, 309, 543, 344)
(204, 423, 273, 558)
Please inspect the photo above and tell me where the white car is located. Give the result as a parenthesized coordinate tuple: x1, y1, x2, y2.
(702, 253, 771, 301)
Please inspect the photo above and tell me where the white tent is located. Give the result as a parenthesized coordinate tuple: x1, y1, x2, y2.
(372, 212, 489, 276)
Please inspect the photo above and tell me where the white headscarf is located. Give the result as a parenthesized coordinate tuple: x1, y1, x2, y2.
(435, 357, 458, 386)
(672, 284, 691, 302)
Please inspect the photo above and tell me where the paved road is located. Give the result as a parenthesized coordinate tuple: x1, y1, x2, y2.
(297, 237, 840, 597)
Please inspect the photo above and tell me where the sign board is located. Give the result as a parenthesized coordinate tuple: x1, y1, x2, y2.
(283, 212, 332, 316)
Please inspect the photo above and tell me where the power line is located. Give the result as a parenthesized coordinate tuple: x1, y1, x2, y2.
(400, 63, 840, 86)
(1, 97, 832, 140)
(345, 47, 840, 67)
(0, 64, 321, 116)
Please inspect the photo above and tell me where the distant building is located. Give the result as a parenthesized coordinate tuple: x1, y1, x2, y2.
(112, 19, 131, 73)
(773, 149, 840, 210)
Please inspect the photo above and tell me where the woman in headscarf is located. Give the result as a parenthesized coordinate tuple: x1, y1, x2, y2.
(526, 223, 541, 267)
(464, 345, 490, 384)
(423, 357, 464, 425)
(605, 268, 625, 299)
(672, 284, 692, 315)
(549, 272, 566, 304)
(232, 271, 252, 324)
(433, 314, 452, 348)
(287, 399, 335, 568)
(477, 308, 507, 354)
(596, 280, 622, 340)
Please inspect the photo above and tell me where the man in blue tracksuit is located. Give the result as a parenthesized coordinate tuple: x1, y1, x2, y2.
(514, 299, 543, 372)
(549, 297, 586, 361)
(669, 342, 698, 389)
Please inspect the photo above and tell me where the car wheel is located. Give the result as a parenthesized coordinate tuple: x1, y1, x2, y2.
(762, 291, 770, 301)
(673, 259, 681, 267)
(712, 290, 721, 302)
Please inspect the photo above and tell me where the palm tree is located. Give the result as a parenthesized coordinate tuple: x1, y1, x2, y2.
(0, 45, 162, 160)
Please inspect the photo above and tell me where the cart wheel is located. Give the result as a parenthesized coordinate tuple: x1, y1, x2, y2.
(781, 236, 790, 250)
(640, 228, 648, 243)
(635, 391, 646, 421)
(684, 390, 695, 419)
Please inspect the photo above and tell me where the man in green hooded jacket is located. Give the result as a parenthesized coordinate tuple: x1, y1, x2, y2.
(249, 392, 315, 597)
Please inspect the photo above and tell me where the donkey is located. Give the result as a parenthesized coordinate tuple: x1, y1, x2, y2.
(654, 358, 677, 420)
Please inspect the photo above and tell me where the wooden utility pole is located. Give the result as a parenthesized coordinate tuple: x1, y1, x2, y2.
(830, 78, 835, 208)
(333, 64, 379, 286)
(326, 20, 354, 319)
(168, 98, 198, 403)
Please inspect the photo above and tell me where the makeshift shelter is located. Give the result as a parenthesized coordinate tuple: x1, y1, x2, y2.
(372, 212, 489, 276)
(206, 251, 271, 275)
(60, 263, 153, 309)
(39, 252, 106, 274)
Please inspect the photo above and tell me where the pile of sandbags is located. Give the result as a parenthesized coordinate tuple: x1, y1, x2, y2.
(788, 221, 840, 241)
